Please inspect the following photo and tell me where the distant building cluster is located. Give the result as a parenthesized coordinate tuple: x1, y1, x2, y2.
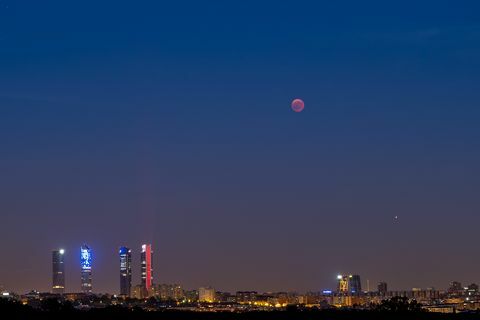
(0, 247, 479, 314)
(49, 243, 154, 298)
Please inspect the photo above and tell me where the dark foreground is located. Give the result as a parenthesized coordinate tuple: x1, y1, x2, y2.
(4, 309, 480, 320)
(2, 300, 480, 320)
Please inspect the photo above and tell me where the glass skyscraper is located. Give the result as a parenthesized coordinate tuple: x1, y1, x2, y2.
(141, 244, 153, 297)
(80, 244, 92, 293)
(52, 249, 65, 294)
(119, 246, 132, 296)
(349, 275, 362, 295)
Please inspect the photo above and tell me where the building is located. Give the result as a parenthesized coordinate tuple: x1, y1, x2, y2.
(448, 281, 462, 296)
(184, 290, 199, 303)
(298, 294, 320, 305)
(332, 295, 367, 307)
(141, 244, 153, 297)
(132, 284, 144, 299)
(80, 244, 92, 293)
(236, 291, 258, 303)
(337, 275, 349, 294)
(155, 284, 184, 301)
(52, 249, 65, 294)
(337, 274, 361, 295)
(423, 304, 456, 313)
(466, 283, 478, 298)
(119, 247, 132, 297)
(349, 275, 362, 294)
(215, 291, 234, 303)
(378, 282, 387, 295)
(172, 284, 184, 301)
(199, 287, 215, 302)
(413, 287, 440, 303)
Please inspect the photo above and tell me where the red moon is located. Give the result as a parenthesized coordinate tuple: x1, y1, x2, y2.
(291, 99, 304, 112)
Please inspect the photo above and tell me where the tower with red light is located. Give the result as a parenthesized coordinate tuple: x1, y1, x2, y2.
(141, 244, 153, 297)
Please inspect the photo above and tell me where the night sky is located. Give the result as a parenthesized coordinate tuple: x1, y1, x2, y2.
(1, 0, 480, 294)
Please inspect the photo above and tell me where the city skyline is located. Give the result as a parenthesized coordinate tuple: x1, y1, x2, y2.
(5, 242, 475, 296)
(2, 0, 480, 295)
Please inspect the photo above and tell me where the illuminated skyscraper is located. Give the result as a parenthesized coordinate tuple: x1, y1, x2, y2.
(52, 249, 65, 294)
(336, 274, 361, 295)
(141, 244, 153, 296)
(119, 246, 132, 296)
(337, 275, 349, 294)
(80, 244, 92, 293)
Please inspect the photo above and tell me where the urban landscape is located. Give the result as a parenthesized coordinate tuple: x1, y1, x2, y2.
(2, 0, 480, 319)
(1, 244, 480, 316)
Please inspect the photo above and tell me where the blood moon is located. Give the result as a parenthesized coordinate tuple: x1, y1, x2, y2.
(291, 99, 305, 112)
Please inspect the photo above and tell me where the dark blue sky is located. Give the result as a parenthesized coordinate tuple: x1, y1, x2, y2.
(1, 0, 480, 294)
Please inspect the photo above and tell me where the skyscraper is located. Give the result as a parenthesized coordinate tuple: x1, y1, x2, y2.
(80, 244, 92, 293)
(119, 246, 132, 297)
(336, 274, 362, 295)
(349, 275, 362, 294)
(52, 249, 65, 294)
(141, 244, 153, 297)
(337, 275, 349, 294)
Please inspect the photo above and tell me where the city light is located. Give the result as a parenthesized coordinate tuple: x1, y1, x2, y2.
(80, 245, 92, 270)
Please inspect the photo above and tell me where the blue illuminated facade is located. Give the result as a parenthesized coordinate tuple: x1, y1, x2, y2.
(80, 245, 92, 270)
(80, 244, 92, 293)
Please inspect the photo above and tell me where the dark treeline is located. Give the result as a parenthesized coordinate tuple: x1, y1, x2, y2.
(1, 298, 480, 320)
